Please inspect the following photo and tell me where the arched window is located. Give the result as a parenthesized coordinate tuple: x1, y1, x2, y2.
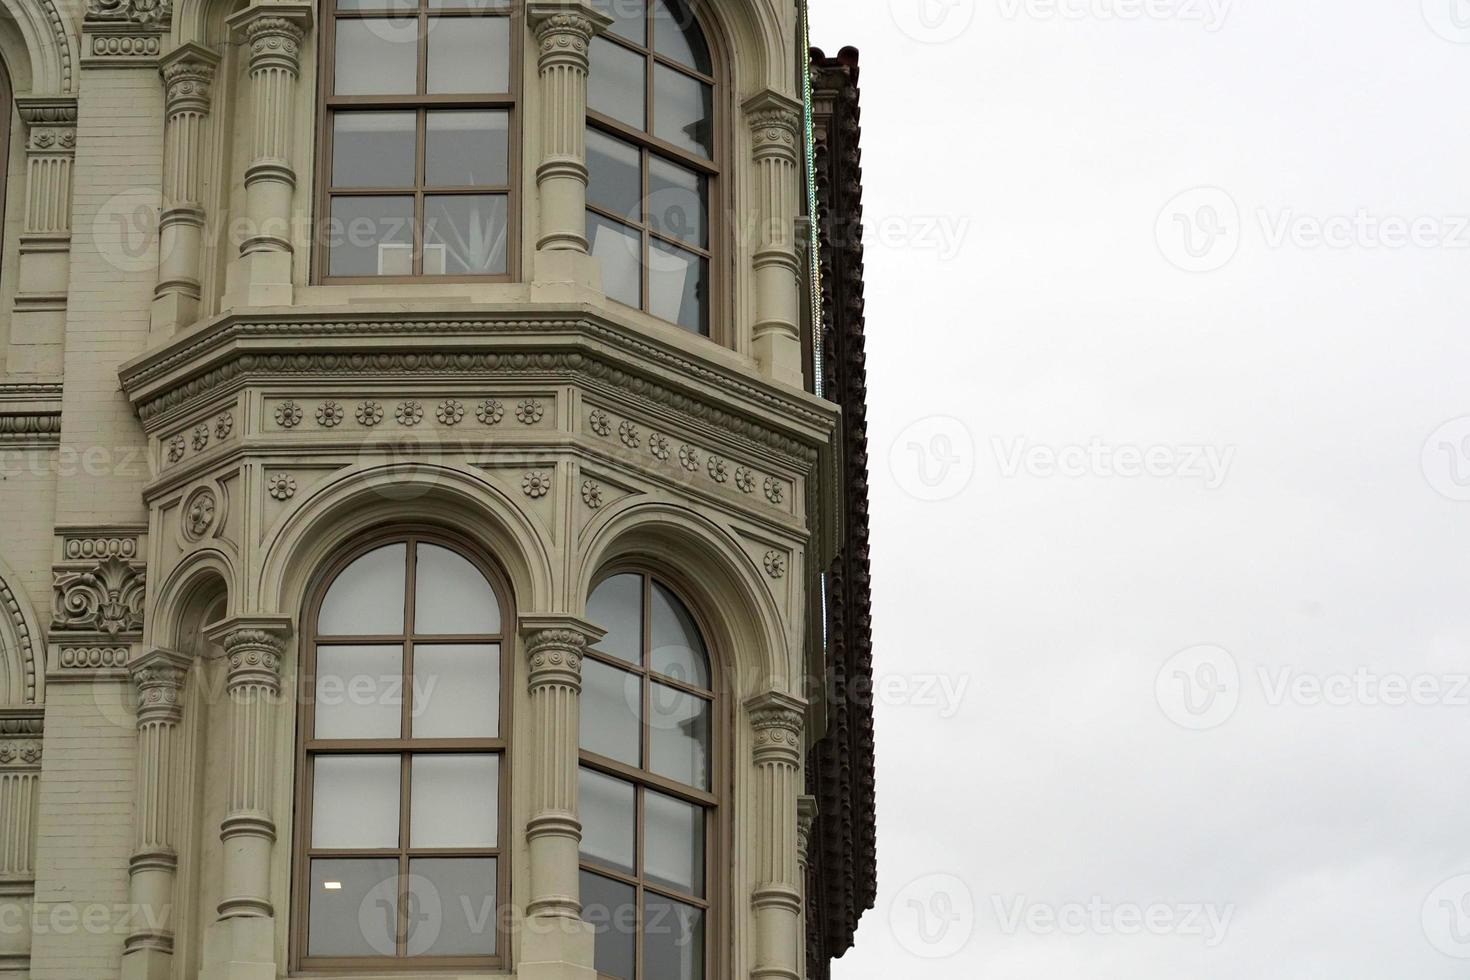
(586, 0, 718, 336)
(316, 0, 519, 281)
(293, 533, 511, 970)
(579, 569, 715, 980)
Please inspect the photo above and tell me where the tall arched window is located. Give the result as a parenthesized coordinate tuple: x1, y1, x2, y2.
(316, 0, 519, 281)
(586, 0, 718, 336)
(579, 569, 715, 980)
(293, 533, 511, 971)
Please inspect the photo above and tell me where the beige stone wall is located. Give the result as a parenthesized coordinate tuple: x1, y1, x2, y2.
(0, 0, 834, 977)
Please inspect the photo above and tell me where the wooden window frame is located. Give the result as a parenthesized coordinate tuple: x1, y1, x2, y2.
(586, 0, 726, 342)
(291, 528, 515, 973)
(578, 566, 722, 980)
(314, 0, 524, 284)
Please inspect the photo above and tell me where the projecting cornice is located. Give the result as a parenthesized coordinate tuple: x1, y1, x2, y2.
(118, 308, 841, 468)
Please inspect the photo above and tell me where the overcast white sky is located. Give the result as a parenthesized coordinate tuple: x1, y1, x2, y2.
(811, 1, 1470, 976)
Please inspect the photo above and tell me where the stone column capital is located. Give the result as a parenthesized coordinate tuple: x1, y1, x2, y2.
(744, 90, 803, 158)
(207, 615, 291, 694)
(160, 42, 220, 115)
(528, 0, 613, 48)
(747, 690, 805, 766)
(130, 648, 191, 725)
(521, 615, 605, 690)
(229, 3, 312, 73)
(0, 707, 44, 771)
(797, 794, 818, 861)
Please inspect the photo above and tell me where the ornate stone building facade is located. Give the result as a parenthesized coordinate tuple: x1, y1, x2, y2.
(0, 0, 875, 977)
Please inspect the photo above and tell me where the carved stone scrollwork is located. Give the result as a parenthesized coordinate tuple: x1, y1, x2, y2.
(85, 0, 171, 24)
(52, 554, 146, 637)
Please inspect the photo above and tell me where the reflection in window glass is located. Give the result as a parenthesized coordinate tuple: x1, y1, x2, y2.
(424, 195, 509, 275)
(318, 544, 407, 636)
(406, 859, 498, 955)
(587, 573, 644, 664)
(410, 754, 499, 848)
(643, 893, 704, 980)
(588, 128, 644, 219)
(590, 37, 647, 129)
(579, 767, 637, 873)
(582, 870, 637, 980)
(652, 64, 713, 158)
(427, 17, 509, 93)
(334, 19, 418, 95)
(426, 111, 509, 187)
(580, 658, 642, 766)
(312, 755, 400, 849)
(328, 195, 415, 277)
(413, 644, 500, 738)
(652, 0, 711, 74)
(644, 789, 705, 895)
(309, 858, 399, 957)
(649, 582, 709, 685)
(414, 543, 501, 634)
(648, 682, 710, 790)
(314, 645, 404, 739)
(648, 238, 707, 334)
(332, 112, 416, 188)
(589, 213, 643, 310)
(647, 155, 707, 247)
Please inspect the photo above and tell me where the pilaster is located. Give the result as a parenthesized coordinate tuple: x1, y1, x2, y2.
(747, 691, 806, 980)
(222, 4, 311, 310)
(0, 709, 42, 977)
(743, 91, 805, 390)
(197, 615, 290, 980)
(152, 43, 220, 339)
(121, 649, 190, 980)
(9, 97, 76, 377)
(518, 615, 605, 980)
(527, 0, 611, 291)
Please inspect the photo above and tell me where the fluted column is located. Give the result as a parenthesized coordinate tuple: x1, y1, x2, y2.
(0, 709, 41, 976)
(528, 0, 611, 289)
(215, 627, 284, 920)
(519, 616, 604, 980)
(748, 692, 806, 980)
(224, 4, 311, 309)
(743, 92, 805, 389)
(152, 43, 220, 339)
(9, 98, 77, 377)
(122, 650, 190, 980)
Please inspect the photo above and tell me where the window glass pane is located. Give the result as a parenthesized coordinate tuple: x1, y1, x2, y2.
(644, 790, 704, 896)
(643, 893, 704, 980)
(332, 112, 416, 188)
(590, 37, 646, 130)
(580, 659, 641, 766)
(581, 871, 636, 980)
(587, 573, 643, 664)
(309, 858, 399, 957)
(427, 17, 509, 93)
(414, 544, 501, 634)
(652, 63, 712, 157)
(648, 238, 707, 334)
(319, 544, 406, 636)
(327, 195, 416, 277)
(426, 111, 509, 187)
(648, 682, 710, 790)
(334, 19, 419, 95)
(314, 645, 404, 739)
(312, 755, 400, 848)
(649, 582, 708, 686)
(587, 128, 643, 220)
(647, 155, 706, 248)
(339, 0, 416, 11)
(652, 0, 711, 74)
(424, 194, 508, 275)
(410, 754, 499, 848)
(406, 858, 497, 955)
(413, 644, 500, 738)
(593, 0, 645, 43)
(578, 767, 636, 873)
(588, 213, 642, 310)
